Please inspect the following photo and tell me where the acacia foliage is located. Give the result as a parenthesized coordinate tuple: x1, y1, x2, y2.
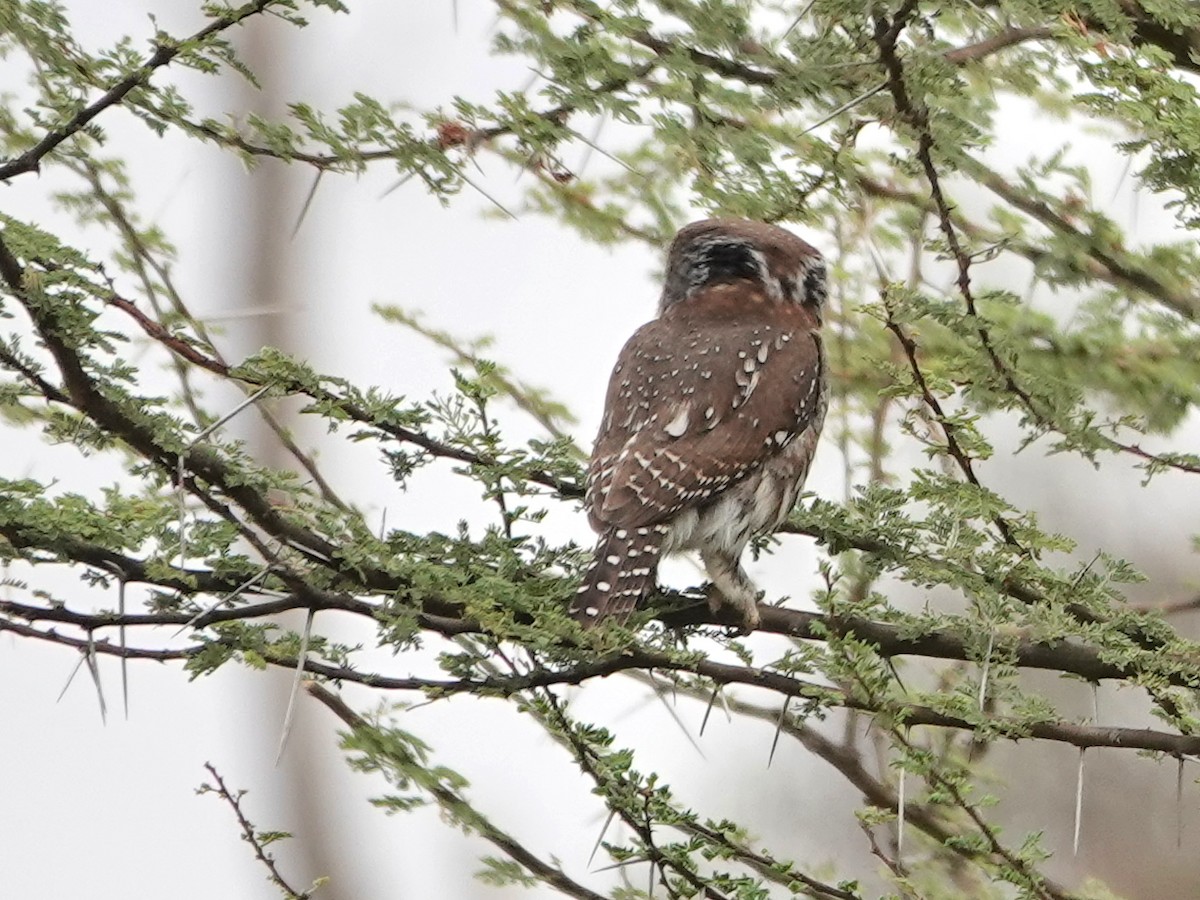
(2, 1, 1200, 898)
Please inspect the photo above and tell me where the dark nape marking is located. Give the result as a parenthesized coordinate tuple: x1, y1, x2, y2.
(696, 240, 761, 286)
(802, 260, 827, 306)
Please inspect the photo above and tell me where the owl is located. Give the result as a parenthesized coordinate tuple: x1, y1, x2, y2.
(569, 217, 828, 631)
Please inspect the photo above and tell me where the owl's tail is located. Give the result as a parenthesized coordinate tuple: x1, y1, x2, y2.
(569, 524, 668, 627)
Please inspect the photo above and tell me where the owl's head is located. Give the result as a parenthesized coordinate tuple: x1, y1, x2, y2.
(659, 218, 826, 318)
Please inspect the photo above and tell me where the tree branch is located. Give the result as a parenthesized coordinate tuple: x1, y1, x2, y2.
(306, 683, 610, 900)
(0, 0, 280, 182)
(201, 762, 312, 900)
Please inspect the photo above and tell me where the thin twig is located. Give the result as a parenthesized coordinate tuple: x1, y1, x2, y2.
(0, 1, 281, 182)
(201, 762, 311, 900)
(306, 683, 608, 900)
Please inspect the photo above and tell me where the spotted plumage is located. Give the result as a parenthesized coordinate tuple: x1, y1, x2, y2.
(570, 218, 828, 630)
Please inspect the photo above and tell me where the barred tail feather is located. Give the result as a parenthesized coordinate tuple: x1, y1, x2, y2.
(569, 524, 667, 626)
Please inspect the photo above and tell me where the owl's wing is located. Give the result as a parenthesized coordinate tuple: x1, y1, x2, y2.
(586, 313, 823, 531)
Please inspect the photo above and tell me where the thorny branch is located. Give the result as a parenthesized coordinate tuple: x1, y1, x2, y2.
(66, 157, 354, 510)
(871, 11, 1195, 665)
(5, 547, 1200, 689)
(532, 685, 735, 900)
(34, 251, 1195, 684)
(102, 288, 583, 498)
(646, 674, 1076, 897)
(7, 593, 1200, 757)
(0, 0, 282, 182)
(201, 763, 312, 900)
(855, 174, 1200, 326)
(863, 9, 1200, 757)
(4, 4, 1200, 896)
(3, 212, 1198, 761)
(8, 208, 1200, 790)
(306, 683, 609, 900)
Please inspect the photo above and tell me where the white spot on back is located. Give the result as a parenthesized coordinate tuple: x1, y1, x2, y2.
(743, 370, 760, 402)
(664, 405, 690, 437)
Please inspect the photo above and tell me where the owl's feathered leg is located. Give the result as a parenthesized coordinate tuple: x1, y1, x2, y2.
(570, 524, 668, 626)
(700, 550, 762, 632)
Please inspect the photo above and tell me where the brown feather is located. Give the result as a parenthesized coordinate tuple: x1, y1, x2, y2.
(572, 217, 827, 629)
(585, 287, 822, 532)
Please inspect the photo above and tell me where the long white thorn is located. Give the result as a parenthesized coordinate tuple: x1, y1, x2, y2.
(275, 608, 315, 767)
(699, 685, 721, 737)
(187, 385, 272, 448)
(57, 652, 87, 703)
(175, 565, 271, 636)
(779, 0, 817, 42)
(460, 172, 517, 220)
(1177, 756, 1185, 850)
(978, 630, 995, 711)
(718, 685, 732, 722)
(768, 697, 789, 767)
(379, 171, 416, 199)
(587, 808, 617, 867)
(799, 83, 886, 137)
(285, 537, 331, 563)
(85, 631, 108, 725)
(1073, 748, 1086, 855)
(591, 855, 650, 873)
(646, 673, 704, 759)
(290, 169, 324, 239)
(175, 454, 187, 566)
(201, 304, 296, 323)
(118, 579, 129, 720)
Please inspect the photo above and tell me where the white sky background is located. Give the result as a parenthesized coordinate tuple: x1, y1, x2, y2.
(2, 2, 1200, 899)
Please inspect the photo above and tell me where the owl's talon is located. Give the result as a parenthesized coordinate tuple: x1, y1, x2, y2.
(744, 593, 764, 632)
(705, 583, 762, 633)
